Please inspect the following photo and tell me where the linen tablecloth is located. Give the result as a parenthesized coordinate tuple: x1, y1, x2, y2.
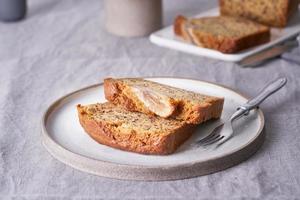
(1, 0, 300, 199)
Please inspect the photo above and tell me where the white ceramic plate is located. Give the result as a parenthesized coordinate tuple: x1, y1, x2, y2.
(42, 77, 264, 180)
(150, 8, 300, 62)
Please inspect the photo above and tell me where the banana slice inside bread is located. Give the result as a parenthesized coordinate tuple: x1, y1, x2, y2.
(77, 102, 195, 155)
(104, 78, 224, 124)
(130, 85, 175, 118)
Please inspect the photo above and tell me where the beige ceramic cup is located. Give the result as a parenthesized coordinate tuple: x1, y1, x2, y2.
(104, 0, 162, 37)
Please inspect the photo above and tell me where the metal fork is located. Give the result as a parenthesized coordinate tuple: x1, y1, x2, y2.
(195, 77, 287, 147)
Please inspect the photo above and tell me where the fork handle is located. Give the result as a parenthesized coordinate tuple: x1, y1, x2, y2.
(242, 77, 287, 110)
(231, 77, 287, 121)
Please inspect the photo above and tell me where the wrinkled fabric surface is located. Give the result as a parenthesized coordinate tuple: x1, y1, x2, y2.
(1, 0, 300, 199)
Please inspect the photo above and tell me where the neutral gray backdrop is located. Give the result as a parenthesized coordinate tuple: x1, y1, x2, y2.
(1, 0, 300, 199)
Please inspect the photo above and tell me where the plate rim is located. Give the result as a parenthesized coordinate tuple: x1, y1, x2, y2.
(41, 76, 265, 180)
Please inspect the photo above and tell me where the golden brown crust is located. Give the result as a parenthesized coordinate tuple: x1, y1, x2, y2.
(103, 78, 119, 102)
(104, 78, 224, 124)
(227, 30, 270, 53)
(174, 15, 192, 43)
(77, 104, 195, 155)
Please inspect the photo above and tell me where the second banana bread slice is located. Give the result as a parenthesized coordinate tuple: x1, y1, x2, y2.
(104, 78, 224, 124)
(174, 15, 271, 53)
(77, 102, 195, 155)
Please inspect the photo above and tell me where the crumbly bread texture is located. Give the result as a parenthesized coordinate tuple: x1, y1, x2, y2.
(77, 103, 195, 155)
(174, 15, 270, 53)
(220, 0, 299, 27)
(104, 78, 224, 124)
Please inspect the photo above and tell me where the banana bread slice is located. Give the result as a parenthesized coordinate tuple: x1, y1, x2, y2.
(174, 15, 270, 53)
(220, 0, 299, 27)
(77, 103, 195, 155)
(104, 78, 224, 124)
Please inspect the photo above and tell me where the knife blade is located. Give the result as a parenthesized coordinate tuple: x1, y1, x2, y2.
(238, 38, 299, 67)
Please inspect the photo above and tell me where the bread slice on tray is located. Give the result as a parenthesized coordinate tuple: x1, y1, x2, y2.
(174, 15, 271, 53)
(220, 0, 299, 27)
(104, 78, 224, 124)
(77, 102, 196, 155)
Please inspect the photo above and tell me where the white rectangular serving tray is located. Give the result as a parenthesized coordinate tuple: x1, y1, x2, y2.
(150, 8, 300, 62)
